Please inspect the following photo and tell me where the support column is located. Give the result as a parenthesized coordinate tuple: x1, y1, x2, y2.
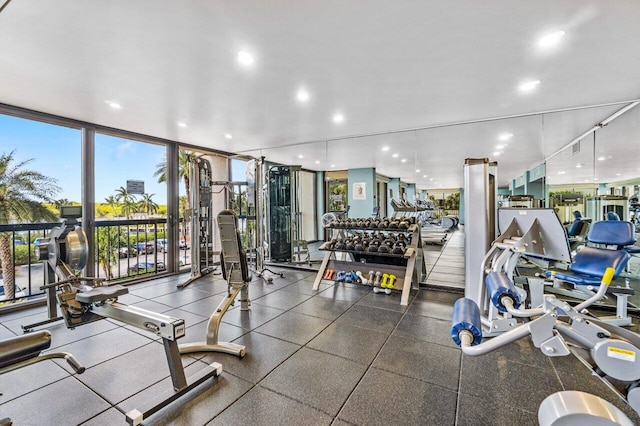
(166, 143, 179, 273)
(387, 178, 400, 216)
(81, 127, 95, 278)
(464, 158, 491, 304)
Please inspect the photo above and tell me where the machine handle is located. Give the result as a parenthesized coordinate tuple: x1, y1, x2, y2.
(65, 354, 86, 374)
(601, 267, 615, 286)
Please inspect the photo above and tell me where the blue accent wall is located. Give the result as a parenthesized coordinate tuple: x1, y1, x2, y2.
(387, 178, 400, 216)
(406, 184, 416, 203)
(347, 168, 376, 218)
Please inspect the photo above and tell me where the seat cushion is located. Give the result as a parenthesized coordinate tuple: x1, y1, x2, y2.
(569, 246, 629, 278)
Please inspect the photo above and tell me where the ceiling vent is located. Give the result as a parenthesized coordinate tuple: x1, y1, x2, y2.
(572, 141, 580, 155)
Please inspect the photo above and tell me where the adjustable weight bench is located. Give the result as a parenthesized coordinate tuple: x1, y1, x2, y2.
(179, 209, 251, 358)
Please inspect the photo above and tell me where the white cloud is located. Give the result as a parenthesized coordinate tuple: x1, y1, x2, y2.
(116, 141, 135, 159)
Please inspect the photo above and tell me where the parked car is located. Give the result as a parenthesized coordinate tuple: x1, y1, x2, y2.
(0, 279, 26, 301)
(11, 237, 28, 246)
(136, 242, 155, 254)
(155, 239, 168, 253)
(118, 246, 138, 258)
(128, 261, 166, 273)
(32, 237, 47, 246)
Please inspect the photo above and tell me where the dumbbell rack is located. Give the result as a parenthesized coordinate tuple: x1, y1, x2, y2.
(312, 222, 426, 305)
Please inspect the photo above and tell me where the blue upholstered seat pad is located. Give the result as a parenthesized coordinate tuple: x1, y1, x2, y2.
(545, 246, 629, 286)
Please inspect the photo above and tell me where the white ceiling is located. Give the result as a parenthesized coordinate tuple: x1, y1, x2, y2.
(1, 0, 639, 189)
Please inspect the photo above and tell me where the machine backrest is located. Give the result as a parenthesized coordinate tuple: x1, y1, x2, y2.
(567, 219, 590, 238)
(606, 211, 621, 221)
(217, 209, 250, 283)
(587, 220, 635, 246)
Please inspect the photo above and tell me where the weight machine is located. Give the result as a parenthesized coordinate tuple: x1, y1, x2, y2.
(178, 155, 218, 289)
(267, 165, 311, 266)
(24, 207, 222, 425)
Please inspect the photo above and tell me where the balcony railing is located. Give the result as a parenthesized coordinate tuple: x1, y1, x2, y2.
(0, 217, 190, 306)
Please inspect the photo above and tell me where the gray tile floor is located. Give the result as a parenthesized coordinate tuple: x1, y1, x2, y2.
(1, 228, 639, 425)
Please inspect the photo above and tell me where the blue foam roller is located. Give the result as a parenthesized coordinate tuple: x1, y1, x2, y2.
(485, 272, 521, 313)
(451, 298, 482, 346)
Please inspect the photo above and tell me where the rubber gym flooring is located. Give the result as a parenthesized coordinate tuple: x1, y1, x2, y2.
(1, 228, 639, 425)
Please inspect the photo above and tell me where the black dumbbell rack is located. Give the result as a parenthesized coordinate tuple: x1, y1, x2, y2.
(312, 220, 426, 306)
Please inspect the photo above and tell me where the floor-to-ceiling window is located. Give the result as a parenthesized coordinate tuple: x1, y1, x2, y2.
(0, 113, 81, 300)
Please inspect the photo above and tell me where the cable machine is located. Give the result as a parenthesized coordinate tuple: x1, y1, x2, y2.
(266, 165, 309, 264)
(178, 155, 216, 289)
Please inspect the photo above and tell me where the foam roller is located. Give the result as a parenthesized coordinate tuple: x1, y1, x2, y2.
(485, 272, 521, 313)
(451, 298, 482, 347)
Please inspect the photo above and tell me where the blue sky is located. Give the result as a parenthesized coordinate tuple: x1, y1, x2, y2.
(0, 114, 248, 205)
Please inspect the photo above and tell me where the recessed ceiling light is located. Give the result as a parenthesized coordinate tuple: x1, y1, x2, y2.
(331, 164, 336, 168)
(498, 133, 513, 141)
(382, 146, 390, 151)
(493, 151, 501, 156)
(298, 154, 304, 159)
(423, 175, 427, 178)
(495, 145, 505, 149)
(225, 133, 233, 139)
(597, 156, 606, 161)
(333, 113, 344, 123)
(616, 173, 621, 176)
(558, 171, 566, 175)
(296, 88, 310, 102)
(177, 121, 187, 127)
(519, 80, 541, 92)
(392, 153, 399, 158)
(237, 51, 254, 66)
(576, 164, 583, 168)
(401, 159, 407, 163)
(415, 169, 420, 173)
(429, 178, 433, 181)
(538, 30, 566, 48)
(105, 100, 122, 109)
(315, 160, 320, 164)
(593, 177, 599, 181)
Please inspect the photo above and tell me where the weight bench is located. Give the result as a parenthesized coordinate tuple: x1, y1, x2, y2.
(179, 209, 250, 358)
(546, 220, 635, 326)
(0, 330, 85, 375)
(1, 331, 85, 426)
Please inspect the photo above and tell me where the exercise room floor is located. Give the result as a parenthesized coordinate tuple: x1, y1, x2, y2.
(1, 228, 639, 425)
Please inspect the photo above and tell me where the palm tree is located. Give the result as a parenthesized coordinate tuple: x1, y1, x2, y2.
(0, 151, 60, 300)
(155, 150, 192, 206)
(114, 186, 135, 204)
(121, 198, 137, 219)
(95, 227, 119, 280)
(54, 198, 71, 209)
(104, 195, 118, 216)
(138, 193, 159, 216)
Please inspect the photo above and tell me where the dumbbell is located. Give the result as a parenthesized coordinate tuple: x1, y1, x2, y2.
(380, 273, 390, 288)
(368, 270, 375, 283)
(387, 274, 396, 289)
(323, 269, 334, 280)
(336, 271, 347, 282)
(355, 271, 367, 284)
